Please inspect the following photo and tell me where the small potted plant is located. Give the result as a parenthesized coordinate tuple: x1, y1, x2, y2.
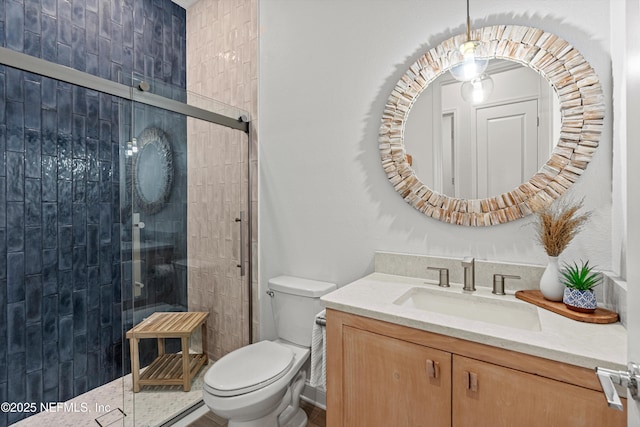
(560, 260, 601, 313)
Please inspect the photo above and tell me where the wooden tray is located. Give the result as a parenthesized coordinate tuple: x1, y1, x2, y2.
(515, 290, 619, 324)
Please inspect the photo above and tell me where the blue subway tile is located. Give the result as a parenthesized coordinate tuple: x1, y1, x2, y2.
(58, 15, 72, 48)
(99, 284, 112, 326)
(73, 90, 87, 117)
(73, 118, 87, 160)
(57, 181, 72, 224)
(87, 225, 98, 266)
(99, 205, 111, 245)
(112, 23, 123, 65)
(41, 14, 57, 63)
(58, 360, 74, 401)
(26, 371, 43, 409)
(99, 163, 111, 202)
(6, 68, 23, 101)
(58, 270, 73, 316)
(26, 324, 43, 372)
(7, 302, 26, 353)
(71, 25, 87, 71)
(6, 0, 25, 52)
(0, 179, 5, 227)
(25, 130, 42, 178)
(25, 0, 42, 34)
(7, 203, 24, 251)
(24, 31, 42, 59)
(25, 179, 42, 226)
(99, 245, 111, 285)
(85, 11, 99, 55)
(99, 123, 112, 161)
(42, 340, 58, 395)
(42, 249, 58, 296)
(41, 110, 57, 155)
(99, 0, 111, 38)
(73, 290, 87, 335)
(86, 309, 99, 352)
(7, 353, 26, 423)
(41, 157, 57, 201)
(74, 376, 87, 396)
(25, 275, 43, 324)
(57, 89, 72, 134)
(58, 244, 72, 271)
(6, 101, 25, 152)
(57, 42, 72, 67)
(72, 246, 87, 287)
(6, 152, 24, 201)
(58, 135, 72, 180)
(86, 352, 99, 390)
(59, 316, 74, 362)
(42, 203, 57, 247)
(72, 1, 85, 22)
(86, 141, 99, 181)
(41, 78, 57, 109)
(98, 37, 111, 79)
(25, 227, 43, 275)
(24, 80, 42, 131)
(42, 294, 58, 340)
(73, 203, 86, 243)
(87, 268, 99, 309)
(7, 252, 25, 303)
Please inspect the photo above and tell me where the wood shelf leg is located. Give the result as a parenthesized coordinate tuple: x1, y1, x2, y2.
(130, 337, 140, 393)
(201, 321, 208, 364)
(158, 338, 165, 356)
(182, 336, 190, 391)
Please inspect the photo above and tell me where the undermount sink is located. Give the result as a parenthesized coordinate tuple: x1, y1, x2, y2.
(393, 287, 541, 331)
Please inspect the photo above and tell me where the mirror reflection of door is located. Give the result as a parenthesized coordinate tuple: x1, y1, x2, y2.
(405, 59, 559, 200)
(476, 100, 539, 199)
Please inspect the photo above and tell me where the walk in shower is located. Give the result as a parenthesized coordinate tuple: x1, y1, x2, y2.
(0, 21, 252, 427)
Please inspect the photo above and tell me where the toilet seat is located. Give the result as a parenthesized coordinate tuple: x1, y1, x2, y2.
(204, 341, 295, 397)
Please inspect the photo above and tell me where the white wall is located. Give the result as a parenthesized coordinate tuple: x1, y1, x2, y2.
(258, 0, 613, 339)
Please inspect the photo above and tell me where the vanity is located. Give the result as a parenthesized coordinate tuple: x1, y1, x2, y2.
(322, 268, 627, 426)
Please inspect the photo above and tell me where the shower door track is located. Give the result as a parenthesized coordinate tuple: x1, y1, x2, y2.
(1, 46, 255, 343)
(0, 46, 249, 133)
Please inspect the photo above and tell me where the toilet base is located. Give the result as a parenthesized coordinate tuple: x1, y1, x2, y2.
(280, 407, 307, 427)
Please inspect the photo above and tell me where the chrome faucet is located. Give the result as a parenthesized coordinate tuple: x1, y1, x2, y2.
(461, 257, 475, 292)
(492, 274, 520, 295)
(427, 267, 450, 287)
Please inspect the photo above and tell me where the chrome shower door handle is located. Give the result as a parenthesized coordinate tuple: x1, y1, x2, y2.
(235, 211, 246, 276)
(596, 369, 624, 410)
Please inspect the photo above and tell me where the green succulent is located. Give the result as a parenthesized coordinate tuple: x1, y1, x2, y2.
(561, 260, 602, 291)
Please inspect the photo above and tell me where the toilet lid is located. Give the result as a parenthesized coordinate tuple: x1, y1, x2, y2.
(204, 341, 294, 397)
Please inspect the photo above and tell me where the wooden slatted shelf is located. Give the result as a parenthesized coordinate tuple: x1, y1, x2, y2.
(139, 354, 208, 386)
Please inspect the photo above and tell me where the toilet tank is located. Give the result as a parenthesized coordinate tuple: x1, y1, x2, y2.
(268, 276, 337, 347)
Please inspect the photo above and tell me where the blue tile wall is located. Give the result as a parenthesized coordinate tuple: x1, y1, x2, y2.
(1, 1, 186, 425)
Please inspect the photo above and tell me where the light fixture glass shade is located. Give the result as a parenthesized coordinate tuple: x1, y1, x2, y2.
(461, 74, 494, 105)
(449, 40, 489, 82)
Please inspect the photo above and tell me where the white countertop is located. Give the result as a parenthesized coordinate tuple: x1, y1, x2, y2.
(321, 272, 627, 371)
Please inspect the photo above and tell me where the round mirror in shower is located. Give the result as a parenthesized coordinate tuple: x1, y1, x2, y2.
(133, 127, 174, 214)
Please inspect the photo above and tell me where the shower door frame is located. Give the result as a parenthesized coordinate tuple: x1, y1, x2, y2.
(0, 44, 254, 416)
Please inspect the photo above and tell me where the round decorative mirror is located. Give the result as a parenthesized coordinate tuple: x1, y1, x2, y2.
(133, 127, 174, 214)
(379, 25, 604, 226)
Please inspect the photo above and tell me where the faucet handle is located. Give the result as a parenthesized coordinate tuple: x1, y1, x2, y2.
(427, 267, 450, 287)
(492, 274, 520, 295)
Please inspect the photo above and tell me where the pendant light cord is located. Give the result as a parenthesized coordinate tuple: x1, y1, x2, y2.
(466, 0, 471, 41)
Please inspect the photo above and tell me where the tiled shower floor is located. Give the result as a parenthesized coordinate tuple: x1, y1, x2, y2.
(13, 360, 211, 427)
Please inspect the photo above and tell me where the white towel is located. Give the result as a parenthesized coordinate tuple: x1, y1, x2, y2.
(309, 309, 326, 390)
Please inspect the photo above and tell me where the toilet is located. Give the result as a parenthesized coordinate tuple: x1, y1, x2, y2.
(203, 276, 336, 427)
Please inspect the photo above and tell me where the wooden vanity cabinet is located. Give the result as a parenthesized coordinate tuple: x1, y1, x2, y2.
(326, 309, 627, 427)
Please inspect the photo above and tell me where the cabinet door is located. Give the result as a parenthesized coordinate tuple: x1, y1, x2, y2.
(452, 355, 626, 427)
(342, 326, 451, 427)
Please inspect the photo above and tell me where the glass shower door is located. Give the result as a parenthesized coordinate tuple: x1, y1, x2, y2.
(122, 83, 250, 426)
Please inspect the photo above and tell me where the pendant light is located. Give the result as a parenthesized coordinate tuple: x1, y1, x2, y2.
(461, 73, 494, 104)
(449, 0, 489, 82)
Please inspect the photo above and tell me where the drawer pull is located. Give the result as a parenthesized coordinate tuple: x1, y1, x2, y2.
(426, 359, 440, 379)
(465, 371, 478, 392)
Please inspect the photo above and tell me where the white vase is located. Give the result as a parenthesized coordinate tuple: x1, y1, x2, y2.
(539, 256, 564, 301)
